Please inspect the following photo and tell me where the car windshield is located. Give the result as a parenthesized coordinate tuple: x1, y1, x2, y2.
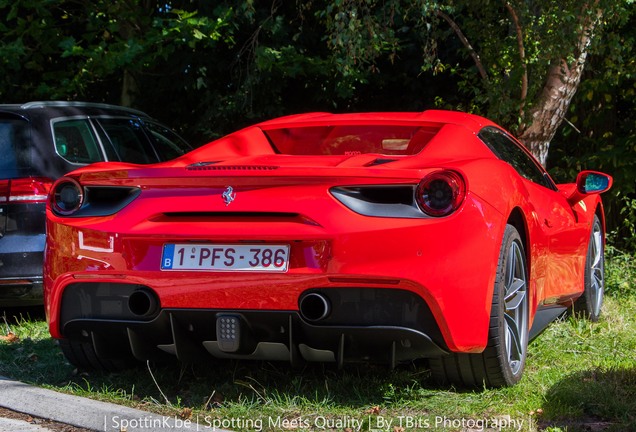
(262, 125, 440, 156)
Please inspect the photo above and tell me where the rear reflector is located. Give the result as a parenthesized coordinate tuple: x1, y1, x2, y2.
(7, 177, 53, 203)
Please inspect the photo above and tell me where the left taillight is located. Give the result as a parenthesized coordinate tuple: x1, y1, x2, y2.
(50, 178, 84, 216)
(415, 170, 466, 217)
(4, 177, 53, 204)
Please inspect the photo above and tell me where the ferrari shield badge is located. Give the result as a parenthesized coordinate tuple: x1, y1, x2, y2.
(222, 186, 236, 206)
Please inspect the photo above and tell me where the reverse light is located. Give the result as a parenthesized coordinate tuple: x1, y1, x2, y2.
(415, 170, 466, 217)
(51, 178, 84, 216)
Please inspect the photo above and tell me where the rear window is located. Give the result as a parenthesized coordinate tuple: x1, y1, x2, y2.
(53, 119, 104, 164)
(144, 121, 192, 160)
(53, 117, 191, 165)
(96, 118, 159, 164)
(0, 118, 31, 179)
(263, 125, 440, 156)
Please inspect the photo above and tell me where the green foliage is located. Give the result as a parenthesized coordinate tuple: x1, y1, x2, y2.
(605, 235, 636, 299)
(605, 197, 636, 254)
(315, 0, 400, 95)
(0, 1, 635, 237)
(548, 2, 636, 246)
(318, 0, 625, 133)
(0, 1, 235, 138)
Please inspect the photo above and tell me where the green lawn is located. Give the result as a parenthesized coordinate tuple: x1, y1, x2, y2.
(1, 251, 635, 432)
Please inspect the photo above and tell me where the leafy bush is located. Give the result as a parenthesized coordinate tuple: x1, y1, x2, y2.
(605, 241, 636, 299)
(617, 197, 636, 251)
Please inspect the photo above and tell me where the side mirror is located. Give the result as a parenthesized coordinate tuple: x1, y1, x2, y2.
(566, 171, 613, 205)
(576, 171, 612, 194)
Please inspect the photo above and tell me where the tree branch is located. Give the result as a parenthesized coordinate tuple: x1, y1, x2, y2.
(435, 10, 489, 83)
(504, 2, 528, 114)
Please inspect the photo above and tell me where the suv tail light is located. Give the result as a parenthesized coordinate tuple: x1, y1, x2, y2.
(0, 180, 8, 204)
(4, 177, 53, 204)
(415, 170, 466, 217)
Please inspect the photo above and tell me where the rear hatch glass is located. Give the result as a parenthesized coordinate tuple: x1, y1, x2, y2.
(0, 116, 33, 237)
(0, 117, 32, 180)
(262, 125, 441, 156)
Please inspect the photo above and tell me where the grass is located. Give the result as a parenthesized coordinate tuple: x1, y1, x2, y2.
(1, 251, 635, 432)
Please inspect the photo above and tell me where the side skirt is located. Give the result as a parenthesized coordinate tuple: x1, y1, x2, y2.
(529, 305, 567, 341)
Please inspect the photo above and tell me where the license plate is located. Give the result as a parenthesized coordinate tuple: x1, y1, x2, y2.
(161, 244, 290, 272)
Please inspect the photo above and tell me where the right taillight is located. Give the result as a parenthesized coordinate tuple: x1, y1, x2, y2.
(50, 178, 84, 216)
(415, 170, 466, 217)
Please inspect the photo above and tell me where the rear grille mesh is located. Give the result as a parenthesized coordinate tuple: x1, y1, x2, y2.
(186, 165, 279, 171)
(161, 211, 299, 219)
(151, 212, 321, 226)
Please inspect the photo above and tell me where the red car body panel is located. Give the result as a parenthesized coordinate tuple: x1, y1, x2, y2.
(43, 111, 609, 365)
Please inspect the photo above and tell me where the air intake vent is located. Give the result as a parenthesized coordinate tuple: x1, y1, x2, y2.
(365, 158, 397, 167)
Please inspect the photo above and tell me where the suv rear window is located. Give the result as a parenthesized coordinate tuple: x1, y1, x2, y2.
(0, 118, 31, 179)
(262, 125, 440, 156)
(96, 118, 157, 164)
(145, 121, 192, 160)
(53, 119, 103, 164)
(51, 116, 190, 165)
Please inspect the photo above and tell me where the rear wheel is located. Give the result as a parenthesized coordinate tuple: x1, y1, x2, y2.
(59, 339, 137, 372)
(430, 224, 529, 387)
(573, 215, 604, 321)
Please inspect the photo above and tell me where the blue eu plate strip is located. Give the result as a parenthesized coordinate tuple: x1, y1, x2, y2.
(161, 244, 175, 269)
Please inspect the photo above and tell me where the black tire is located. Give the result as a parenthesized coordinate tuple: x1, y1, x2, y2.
(430, 224, 529, 388)
(59, 339, 137, 372)
(573, 215, 604, 321)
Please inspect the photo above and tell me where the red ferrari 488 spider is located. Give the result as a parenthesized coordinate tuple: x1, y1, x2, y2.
(44, 111, 612, 387)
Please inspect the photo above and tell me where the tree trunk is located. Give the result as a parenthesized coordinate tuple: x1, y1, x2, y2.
(518, 7, 601, 167)
(120, 69, 138, 107)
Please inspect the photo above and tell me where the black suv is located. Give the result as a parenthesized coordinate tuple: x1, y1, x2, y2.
(0, 101, 192, 306)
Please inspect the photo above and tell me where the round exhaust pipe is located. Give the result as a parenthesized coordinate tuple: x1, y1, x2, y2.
(128, 289, 159, 317)
(299, 292, 331, 322)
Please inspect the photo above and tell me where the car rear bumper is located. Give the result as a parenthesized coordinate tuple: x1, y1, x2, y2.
(58, 284, 448, 365)
(0, 278, 43, 306)
(0, 233, 45, 306)
(45, 192, 506, 354)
